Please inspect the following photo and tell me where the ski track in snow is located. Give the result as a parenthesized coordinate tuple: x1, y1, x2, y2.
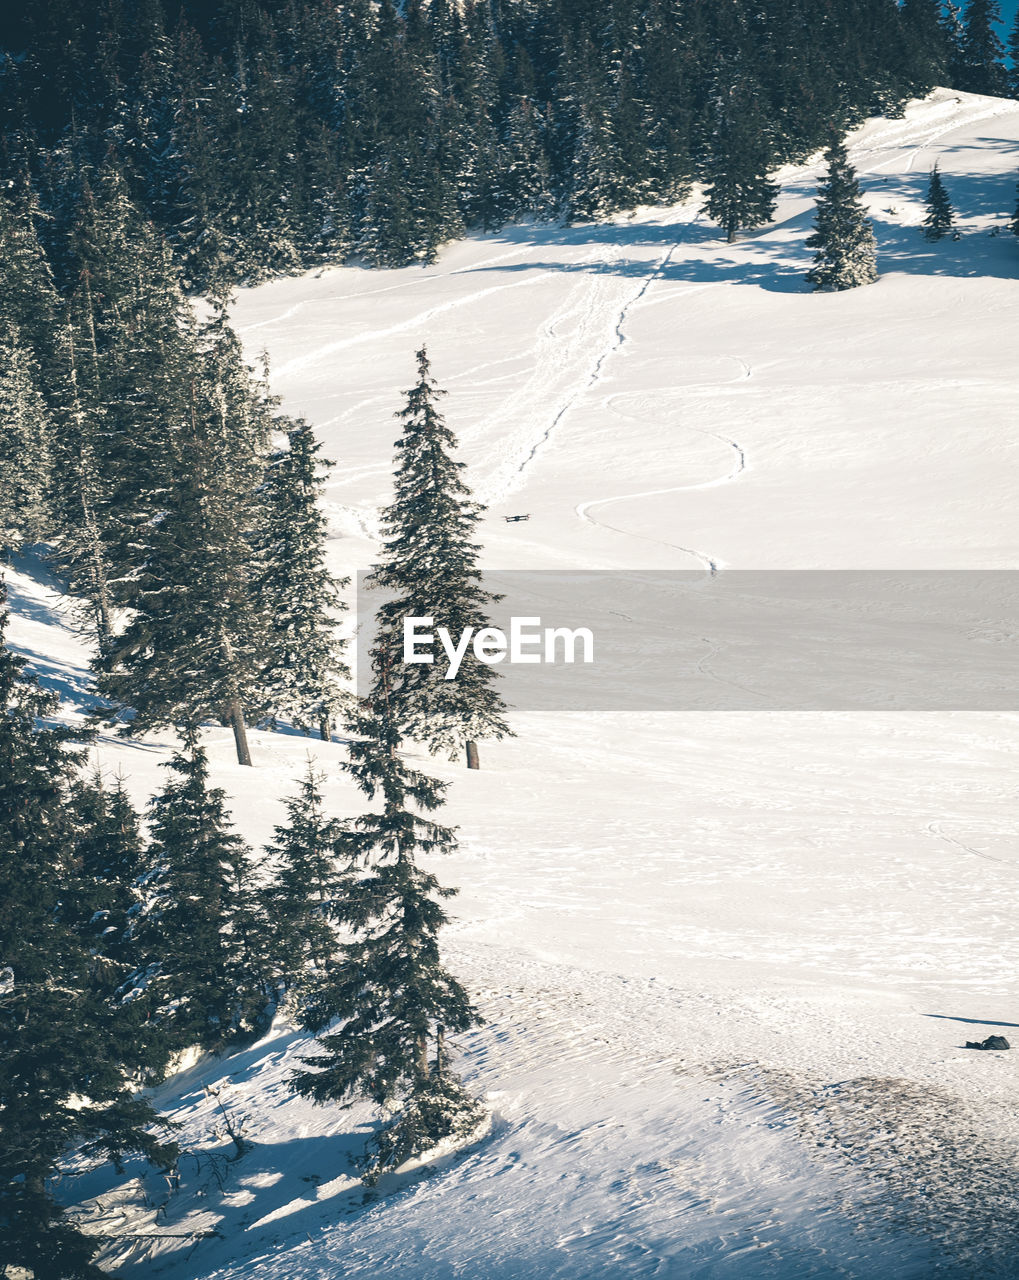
(473, 222, 746, 576)
(236, 241, 557, 336)
(848, 98, 1018, 177)
(926, 820, 1017, 868)
(271, 271, 560, 380)
(575, 386, 749, 574)
(566, 94, 1018, 572)
(511, 240, 691, 476)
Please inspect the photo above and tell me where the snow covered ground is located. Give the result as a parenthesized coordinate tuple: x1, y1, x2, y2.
(10, 88, 1019, 1276)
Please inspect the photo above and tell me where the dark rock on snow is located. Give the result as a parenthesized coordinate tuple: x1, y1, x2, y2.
(964, 1035, 1010, 1051)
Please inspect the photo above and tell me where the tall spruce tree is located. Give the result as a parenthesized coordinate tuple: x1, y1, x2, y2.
(290, 663, 483, 1184)
(0, 331, 52, 553)
(560, 38, 622, 221)
(941, 2, 969, 86)
(0, 592, 176, 1278)
(0, 186, 62, 389)
(260, 763, 346, 1014)
(1010, 9, 1019, 98)
(367, 348, 510, 770)
(956, 0, 1007, 96)
(901, 0, 953, 92)
(94, 301, 271, 766)
(806, 138, 878, 291)
(50, 167, 196, 651)
(50, 306, 121, 652)
(136, 744, 273, 1053)
(923, 163, 957, 241)
(253, 420, 349, 740)
(702, 67, 778, 243)
(67, 769, 146, 968)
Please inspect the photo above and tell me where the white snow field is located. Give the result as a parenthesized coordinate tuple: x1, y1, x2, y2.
(9, 88, 1019, 1277)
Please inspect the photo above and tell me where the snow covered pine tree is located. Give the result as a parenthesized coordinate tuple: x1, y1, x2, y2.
(923, 163, 956, 241)
(291, 657, 484, 1183)
(702, 64, 779, 243)
(260, 762, 347, 1015)
(253, 419, 349, 740)
(806, 137, 878, 291)
(136, 744, 275, 1053)
(0, 590, 177, 1278)
(368, 348, 510, 769)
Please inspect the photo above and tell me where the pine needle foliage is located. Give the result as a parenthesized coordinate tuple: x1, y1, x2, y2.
(0, 331, 52, 552)
(0, 589, 177, 1277)
(806, 138, 878, 292)
(253, 421, 349, 739)
(260, 762, 347, 1008)
(702, 67, 779, 243)
(923, 164, 956, 241)
(291, 666, 483, 1182)
(367, 348, 510, 765)
(137, 744, 274, 1052)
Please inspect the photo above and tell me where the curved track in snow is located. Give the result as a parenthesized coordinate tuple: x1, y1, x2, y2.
(575, 379, 749, 574)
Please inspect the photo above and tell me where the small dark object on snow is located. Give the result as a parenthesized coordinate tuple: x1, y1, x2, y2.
(504, 514, 530, 523)
(965, 1035, 1010, 1051)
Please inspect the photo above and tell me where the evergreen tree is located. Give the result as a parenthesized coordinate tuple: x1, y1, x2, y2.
(214, 15, 302, 281)
(923, 163, 957, 241)
(559, 37, 622, 221)
(805, 138, 878, 291)
(0, 185, 62, 386)
(253, 420, 349, 740)
(941, 2, 969, 87)
(260, 763, 346, 1012)
(1009, 8, 1019, 99)
(94, 301, 271, 766)
(367, 348, 510, 769)
(294, 121, 351, 265)
(901, 0, 953, 92)
(0, 331, 52, 553)
(702, 67, 779, 243)
(50, 166, 196, 650)
(440, 7, 504, 231)
(67, 769, 146, 969)
(290, 667, 483, 1184)
(137, 744, 273, 1052)
(500, 91, 555, 221)
(956, 0, 1007, 96)
(0, 592, 176, 1277)
(51, 310, 117, 651)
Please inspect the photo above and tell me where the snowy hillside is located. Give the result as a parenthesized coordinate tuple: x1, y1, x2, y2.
(10, 88, 1019, 1277)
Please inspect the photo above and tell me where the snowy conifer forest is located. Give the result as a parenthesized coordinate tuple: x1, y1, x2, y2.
(2, 1, 1019, 1276)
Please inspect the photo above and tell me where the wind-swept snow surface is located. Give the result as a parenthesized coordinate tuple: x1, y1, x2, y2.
(13, 89, 1019, 1277)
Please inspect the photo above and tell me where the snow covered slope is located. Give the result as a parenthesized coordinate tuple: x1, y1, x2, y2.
(11, 88, 1019, 1277)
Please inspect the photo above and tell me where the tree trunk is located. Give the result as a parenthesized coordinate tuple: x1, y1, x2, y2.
(88, 552, 113, 652)
(416, 1033, 429, 1075)
(435, 1024, 446, 1076)
(228, 697, 253, 767)
(218, 627, 253, 766)
(465, 740, 480, 770)
(727, 223, 736, 244)
(319, 716, 331, 742)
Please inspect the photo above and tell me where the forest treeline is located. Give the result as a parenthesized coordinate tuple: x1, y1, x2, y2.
(1, 349, 506, 1277)
(1, 0, 1012, 282)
